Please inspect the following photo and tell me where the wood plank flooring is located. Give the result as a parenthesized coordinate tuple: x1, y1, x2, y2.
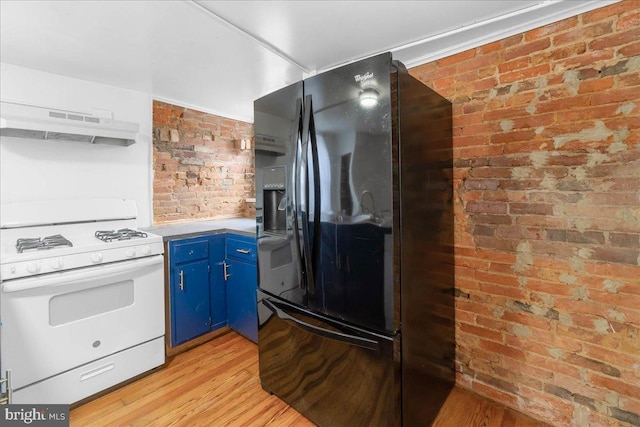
(70, 332, 549, 427)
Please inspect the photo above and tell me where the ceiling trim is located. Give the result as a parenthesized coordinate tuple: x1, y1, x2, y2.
(391, 0, 622, 69)
(189, 0, 311, 74)
(153, 95, 253, 124)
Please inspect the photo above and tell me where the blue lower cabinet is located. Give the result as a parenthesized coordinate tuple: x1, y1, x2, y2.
(168, 233, 258, 348)
(226, 259, 258, 342)
(171, 259, 211, 346)
(209, 234, 227, 330)
(225, 235, 258, 343)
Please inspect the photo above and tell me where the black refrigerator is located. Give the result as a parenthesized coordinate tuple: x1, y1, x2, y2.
(254, 52, 455, 426)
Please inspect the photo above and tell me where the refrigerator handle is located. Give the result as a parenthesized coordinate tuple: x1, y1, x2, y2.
(307, 96, 322, 288)
(263, 298, 379, 351)
(300, 95, 315, 294)
(291, 98, 305, 291)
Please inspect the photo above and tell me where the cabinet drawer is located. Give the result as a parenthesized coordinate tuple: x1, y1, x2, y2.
(226, 238, 256, 263)
(171, 239, 209, 264)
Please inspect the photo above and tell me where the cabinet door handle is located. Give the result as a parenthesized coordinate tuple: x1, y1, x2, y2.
(236, 249, 251, 254)
(179, 270, 184, 291)
(223, 262, 231, 281)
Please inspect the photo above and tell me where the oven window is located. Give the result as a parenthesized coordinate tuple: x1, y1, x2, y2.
(49, 280, 135, 326)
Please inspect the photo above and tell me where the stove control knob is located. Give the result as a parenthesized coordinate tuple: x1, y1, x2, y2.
(90, 253, 103, 264)
(140, 245, 151, 256)
(125, 248, 136, 258)
(50, 258, 64, 270)
(27, 262, 41, 274)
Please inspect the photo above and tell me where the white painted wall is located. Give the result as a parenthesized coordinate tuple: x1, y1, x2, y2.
(0, 63, 154, 227)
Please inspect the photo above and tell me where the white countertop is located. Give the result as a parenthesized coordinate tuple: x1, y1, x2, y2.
(143, 218, 256, 240)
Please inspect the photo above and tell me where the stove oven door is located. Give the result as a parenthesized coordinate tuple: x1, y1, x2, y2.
(0, 255, 165, 403)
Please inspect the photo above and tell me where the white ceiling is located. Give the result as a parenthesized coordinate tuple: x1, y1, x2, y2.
(0, 1, 616, 122)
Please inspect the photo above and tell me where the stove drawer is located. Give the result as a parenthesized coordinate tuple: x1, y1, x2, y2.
(11, 337, 165, 404)
(171, 238, 209, 264)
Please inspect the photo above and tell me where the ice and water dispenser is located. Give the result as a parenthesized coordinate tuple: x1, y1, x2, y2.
(262, 166, 286, 234)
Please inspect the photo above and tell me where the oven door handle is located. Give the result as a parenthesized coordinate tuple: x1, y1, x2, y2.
(1, 255, 164, 293)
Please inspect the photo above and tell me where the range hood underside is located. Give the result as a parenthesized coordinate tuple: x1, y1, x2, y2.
(0, 101, 139, 146)
(0, 127, 136, 146)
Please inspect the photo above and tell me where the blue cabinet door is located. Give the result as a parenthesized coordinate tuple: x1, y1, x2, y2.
(208, 234, 227, 331)
(226, 259, 258, 342)
(171, 259, 211, 346)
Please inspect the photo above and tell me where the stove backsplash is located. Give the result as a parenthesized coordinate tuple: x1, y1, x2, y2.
(0, 63, 153, 228)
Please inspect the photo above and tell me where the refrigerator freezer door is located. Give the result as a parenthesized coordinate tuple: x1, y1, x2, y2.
(302, 52, 395, 334)
(257, 291, 399, 427)
(254, 82, 307, 306)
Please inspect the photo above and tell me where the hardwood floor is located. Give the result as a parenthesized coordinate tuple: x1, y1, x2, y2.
(70, 332, 548, 427)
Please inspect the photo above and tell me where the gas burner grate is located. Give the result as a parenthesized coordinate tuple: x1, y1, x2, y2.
(16, 234, 73, 253)
(95, 228, 148, 242)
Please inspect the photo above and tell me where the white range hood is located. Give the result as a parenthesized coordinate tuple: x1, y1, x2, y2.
(0, 100, 139, 146)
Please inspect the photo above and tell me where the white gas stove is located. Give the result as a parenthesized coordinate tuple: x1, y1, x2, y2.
(0, 199, 166, 404)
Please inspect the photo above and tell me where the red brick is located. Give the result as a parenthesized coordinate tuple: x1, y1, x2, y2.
(620, 40, 640, 56)
(478, 251, 519, 266)
(457, 144, 503, 159)
(467, 381, 520, 409)
(476, 271, 519, 287)
(558, 104, 621, 123)
(525, 17, 579, 41)
(588, 289, 640, 312)
(503, 38, 551, 61)
(503, 91, 538, 108)
(620, 396, 640, 415)
(474, 236, 520, 252)
(554, 21, 613, 46)
(454, 135, 492, 147)
(582, 1, 638, 24)
(479, 339, 527, 361)
(587, 372, 640, 398)
(501, 313, 553, 332)
(498, 57, 531, 73)
(483, 105, 534, 121)
(578, 76, 615, 93)
(590, 28, 640, 51)
(456, 298, 496, 319)
(466, 201, 508, 214)
(495, 225, 543, 240)
(509, 203, 554, 216)
(483, 190, 528, 203)
(457, 52, 500, 74)
(534, 42, 588, 65)
(553, 372, 610, 401)
(437, 48, 476, 67)
(592, 86, 640, 105)
(459, 322, 504, 342)
(490, 129, 537, 144)
(582, 343, 640, 371)
(617, 10, 640, 30)
(499, 64, 551, 84)
(535, 94, 592, 114)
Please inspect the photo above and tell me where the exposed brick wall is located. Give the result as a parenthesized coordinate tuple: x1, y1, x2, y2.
(152, 101, 255, 224)
(410, 2, 640, 426)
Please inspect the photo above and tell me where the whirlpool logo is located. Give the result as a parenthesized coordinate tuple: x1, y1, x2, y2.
(3, 405, 68, 426)
(354, 72, 374, 83)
